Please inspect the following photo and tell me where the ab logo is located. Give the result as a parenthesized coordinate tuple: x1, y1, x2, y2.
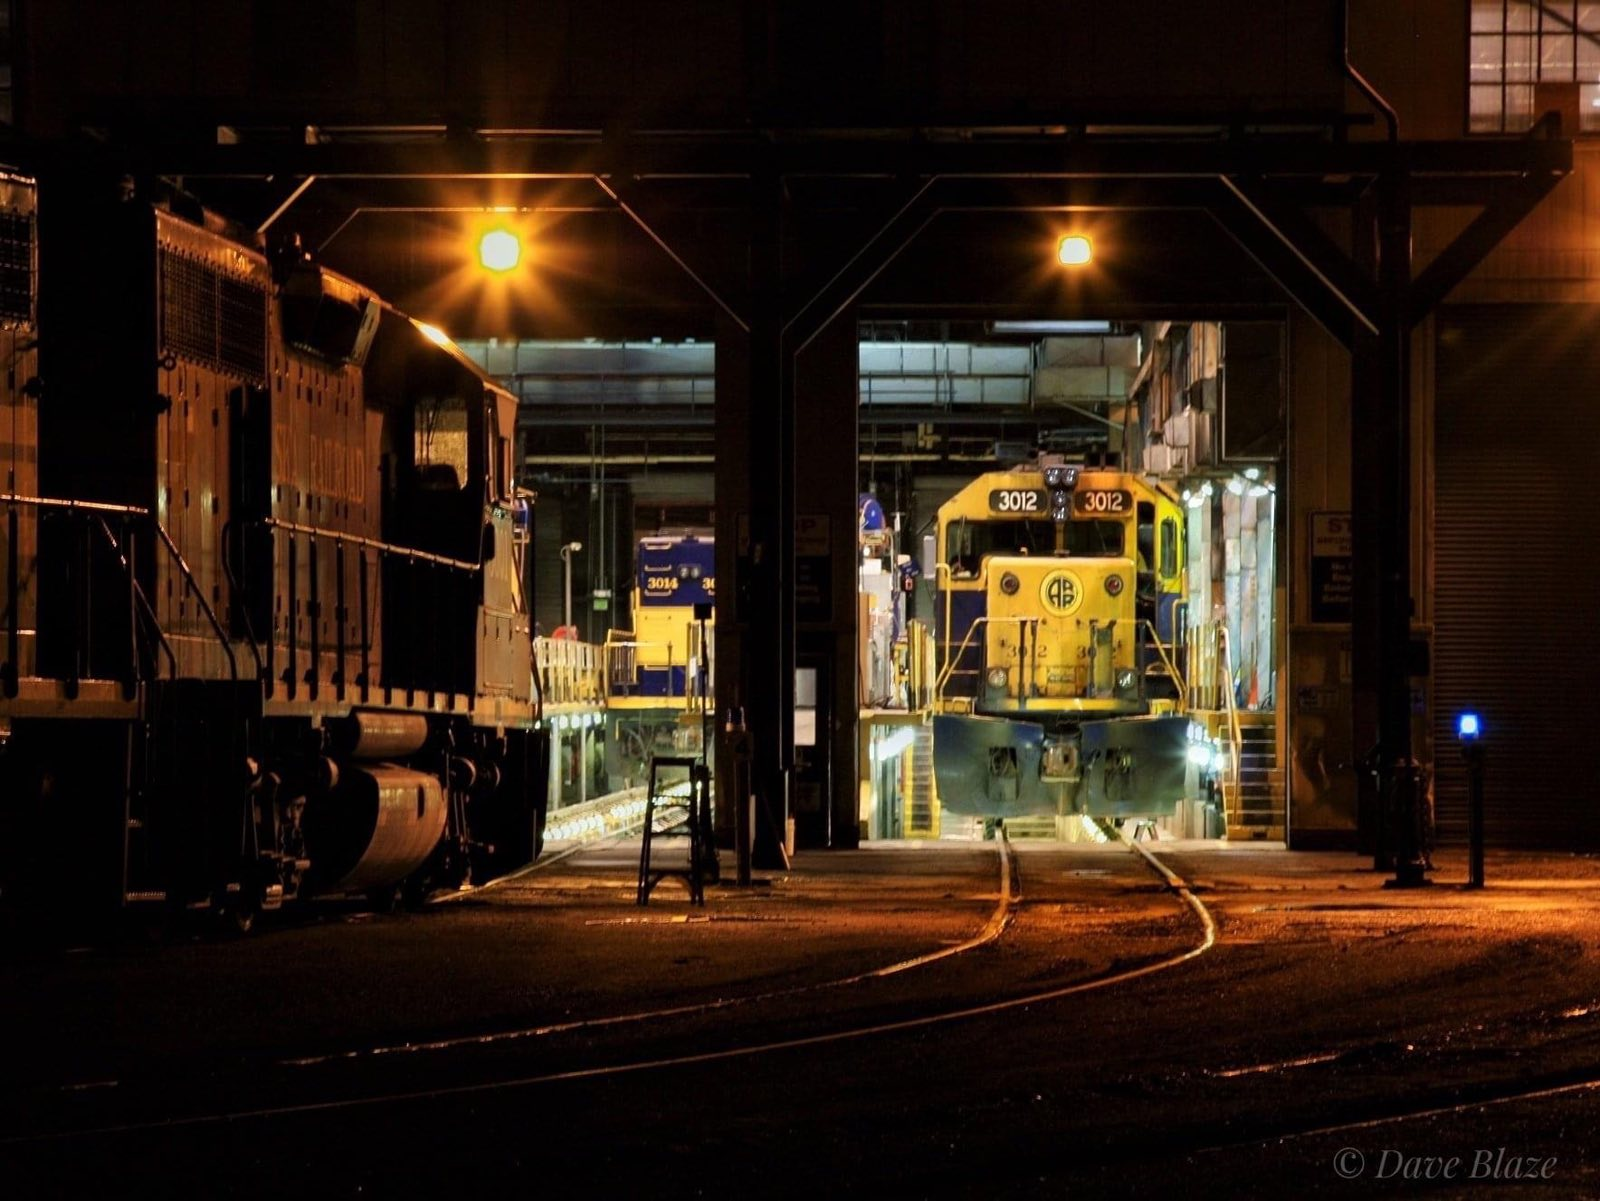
(1039, 569, 1083, 616)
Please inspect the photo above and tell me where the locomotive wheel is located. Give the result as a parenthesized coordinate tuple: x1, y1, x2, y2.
(400, 874, 432, 909)
(223, 902, 258, 937)
(212, 889, 261, 937)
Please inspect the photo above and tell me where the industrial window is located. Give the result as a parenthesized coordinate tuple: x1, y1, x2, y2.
(1470, 1, 1600, 133)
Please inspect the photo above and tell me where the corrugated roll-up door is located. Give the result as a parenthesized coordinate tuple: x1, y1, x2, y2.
(1434, 305, 1600, 848)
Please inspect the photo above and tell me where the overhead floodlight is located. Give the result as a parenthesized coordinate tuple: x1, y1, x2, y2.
(478, 227, 522, 272)
(1057, 235, 1093, 266)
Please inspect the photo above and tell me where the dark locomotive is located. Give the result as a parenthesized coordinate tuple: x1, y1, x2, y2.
(0, 169, 548, 930)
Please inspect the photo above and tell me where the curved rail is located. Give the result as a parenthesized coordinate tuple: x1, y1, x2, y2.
(293, 830, 1018, 1064)
(8, 834, 1215, 1141)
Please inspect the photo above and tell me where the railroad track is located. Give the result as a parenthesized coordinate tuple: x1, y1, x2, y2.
(4, 829, 1215, 1145)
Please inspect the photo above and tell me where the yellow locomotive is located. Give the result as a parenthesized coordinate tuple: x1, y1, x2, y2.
(930, 457, 1201, 820)
(603, 533, 714, 783)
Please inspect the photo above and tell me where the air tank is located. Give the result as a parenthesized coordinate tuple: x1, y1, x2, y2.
(329, 710, 430, 760)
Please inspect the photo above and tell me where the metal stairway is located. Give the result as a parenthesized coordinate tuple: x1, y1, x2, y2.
(903, 722, 940, 837)
(1229, 711, 1285, 841)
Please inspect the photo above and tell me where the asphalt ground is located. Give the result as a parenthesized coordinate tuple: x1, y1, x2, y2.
(4, 838, 1600, 1199)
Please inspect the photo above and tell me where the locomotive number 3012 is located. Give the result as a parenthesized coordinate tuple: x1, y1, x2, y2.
(1073, 489, 1131, 514)
(988, 489, 1045, 513)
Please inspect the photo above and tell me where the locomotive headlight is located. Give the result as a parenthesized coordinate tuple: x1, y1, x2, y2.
(999, 571, 1020, 596)
(1105, 575, 1125, 597)
(986, 667, 1009, 690)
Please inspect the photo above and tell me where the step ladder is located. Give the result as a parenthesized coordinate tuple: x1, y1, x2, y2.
(636, 755, 716, 905)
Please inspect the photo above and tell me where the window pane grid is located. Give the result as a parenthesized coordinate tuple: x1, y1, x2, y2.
(1470, 0, 1600, 134)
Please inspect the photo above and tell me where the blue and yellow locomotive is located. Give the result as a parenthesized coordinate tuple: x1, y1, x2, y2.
(604, 533, 714, 784)
(931, 457, 1201, 820)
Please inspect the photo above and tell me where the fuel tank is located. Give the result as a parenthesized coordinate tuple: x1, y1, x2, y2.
(304, 763, 446, 893)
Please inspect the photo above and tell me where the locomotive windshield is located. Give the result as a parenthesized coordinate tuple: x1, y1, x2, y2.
(948, 518, 1123, 574)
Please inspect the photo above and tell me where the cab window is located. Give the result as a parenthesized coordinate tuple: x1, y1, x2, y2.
(947, 518, 1124, 574)
(1159, 517, 1178, 577)
(1136, 502, 1155, 572)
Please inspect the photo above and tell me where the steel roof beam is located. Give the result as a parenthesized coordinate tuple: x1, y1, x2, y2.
(1208, 181, 1374, 347)
(125, 133, 1572, 190)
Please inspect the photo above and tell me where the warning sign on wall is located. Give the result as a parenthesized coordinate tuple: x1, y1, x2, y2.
(1309, 511, 1352, 624)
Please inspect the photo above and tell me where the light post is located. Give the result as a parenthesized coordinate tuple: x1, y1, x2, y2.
(1459, 712, 1485, 889)
(560, 541, 583, 633)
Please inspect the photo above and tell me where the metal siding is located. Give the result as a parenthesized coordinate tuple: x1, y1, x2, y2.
(1434, 305, 1600, 848)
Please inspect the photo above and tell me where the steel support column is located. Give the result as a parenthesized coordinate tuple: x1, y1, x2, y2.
(1374, 163, 1428, 887)
(1349, 187, 1385, 865)
(791, 309, 861, 848)
(1352, 159, 1425, 884)
(715, 169, 793, 869)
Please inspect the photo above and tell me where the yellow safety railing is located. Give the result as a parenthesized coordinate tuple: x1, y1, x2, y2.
(934, 615, 1040, 709)
(1182, 619, 1243, 825)
(1214, 625, 1244, 823)
(1140, 620, 1188, 702)
(602, 625, 713, 712)
(1186, 619, 1225, 712)
(902, 619, 936, 713)
(603, 628, 639, 694)
(534, 635, 605, 707)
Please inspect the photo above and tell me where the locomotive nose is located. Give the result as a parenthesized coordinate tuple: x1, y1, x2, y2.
(983, 555, 1137, 703)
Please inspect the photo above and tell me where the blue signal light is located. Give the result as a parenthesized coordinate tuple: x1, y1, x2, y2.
(1457, 712, 1481, 741)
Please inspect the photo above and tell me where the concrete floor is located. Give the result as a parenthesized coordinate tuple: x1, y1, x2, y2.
(4, 838, 1600, 1198)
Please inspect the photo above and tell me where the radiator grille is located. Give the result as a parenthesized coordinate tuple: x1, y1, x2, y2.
(159, 246, 266, 384)
(218, 274, 268, 381)
(0, 210, 35, 327)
